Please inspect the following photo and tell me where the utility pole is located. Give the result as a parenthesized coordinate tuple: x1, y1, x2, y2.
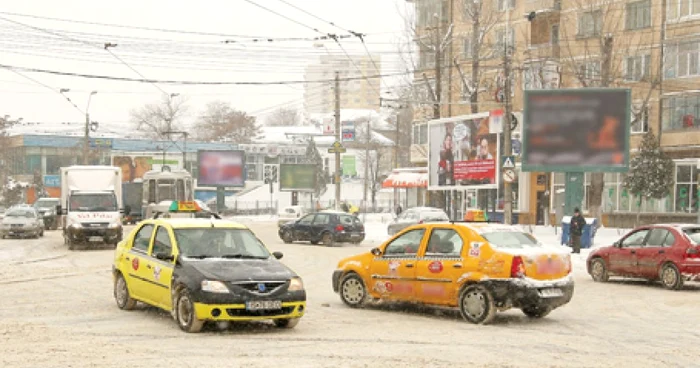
(657, 0, 667, 145)
(363, 118, 369, 211)
(334, 71, 341, 210)
(502, 6, 514, 224)
(83, 113, 90, 165)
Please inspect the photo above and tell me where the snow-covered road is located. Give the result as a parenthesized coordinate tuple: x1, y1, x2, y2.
(0, 219, 698, 368)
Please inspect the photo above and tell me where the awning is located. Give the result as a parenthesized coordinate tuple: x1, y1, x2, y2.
(382, 168, 428, 188)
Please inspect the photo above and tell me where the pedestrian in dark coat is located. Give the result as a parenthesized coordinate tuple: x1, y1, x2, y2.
(570, 208, 586, 254)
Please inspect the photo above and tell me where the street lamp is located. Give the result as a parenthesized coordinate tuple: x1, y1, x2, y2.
(83, 91, 98, 164)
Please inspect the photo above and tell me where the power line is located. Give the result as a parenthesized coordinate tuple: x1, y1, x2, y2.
(0, 63, 84, 115)
(241, 0, 325, 34)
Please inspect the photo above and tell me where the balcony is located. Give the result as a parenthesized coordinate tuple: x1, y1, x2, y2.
(524, 0, 561, 15)
(526, 43, 560, 59)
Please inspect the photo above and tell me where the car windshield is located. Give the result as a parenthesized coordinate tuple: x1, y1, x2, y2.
(69, 194, 118, 212)
(683, 227, 700, 244)
(6, 210, 35, 218)
(35, 199, 59, 210)
(480, 231, 542, 249)
(174, 228, 271, 259)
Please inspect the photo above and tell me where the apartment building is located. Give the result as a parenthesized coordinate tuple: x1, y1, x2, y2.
(303, 54, 382, 114)
(406, 0, 700, 226)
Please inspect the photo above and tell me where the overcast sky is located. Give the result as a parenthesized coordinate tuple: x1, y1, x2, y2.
(0, 0, 412, 136)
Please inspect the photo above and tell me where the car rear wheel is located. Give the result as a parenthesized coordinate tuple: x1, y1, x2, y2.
(459, 284, 496, 325)
(175, 289, 205, 333)
(522, 305, 552, 319)
(274, 318, 300, 329)
(281, 230, 293, 244)
(321, 232, 334, 246)
(114, 273, 136, 310)
(660, 263, 684, 290)
(339, 273, 367, 308)
(590, 258, 609, 282)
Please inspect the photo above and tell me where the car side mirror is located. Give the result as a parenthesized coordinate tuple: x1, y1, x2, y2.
(371, 247, 382, 256)
(272, 251, 283, 260)
(155, 252, 175, 262)
(614, 241, 621, 247)
(56, 205, 62, 215)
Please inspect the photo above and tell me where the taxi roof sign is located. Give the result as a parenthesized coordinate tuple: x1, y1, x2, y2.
(168, 201, 202, 212)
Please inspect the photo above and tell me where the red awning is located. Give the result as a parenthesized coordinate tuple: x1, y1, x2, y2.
(382, 169, 428, 188)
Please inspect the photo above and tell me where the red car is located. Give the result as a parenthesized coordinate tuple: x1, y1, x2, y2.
(586, 224, 700, 290)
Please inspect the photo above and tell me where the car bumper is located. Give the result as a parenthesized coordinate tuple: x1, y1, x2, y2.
(66, 227, 122, 242)
(334, 232, 365, 243)
(679, 261, 700, 280)
(2, 227, 40, 236)
(193, 301, 306, 321)
(492, 276, 575, 310)
(332, 270, 343, 293)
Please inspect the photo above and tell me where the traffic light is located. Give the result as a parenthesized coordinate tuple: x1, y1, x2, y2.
(264, 165, 278, 184)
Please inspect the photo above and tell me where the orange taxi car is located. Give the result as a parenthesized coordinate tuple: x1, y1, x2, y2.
(331, 222, 574, 324)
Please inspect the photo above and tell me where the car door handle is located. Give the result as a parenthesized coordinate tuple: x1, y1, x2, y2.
(630, 250, 636, 254)
(405, 263, 414, 268)
(125, 256, 130, 261)
(146, 264, 152, 269)
(658, 250, 665, 254)
(453, 263, 463, 269)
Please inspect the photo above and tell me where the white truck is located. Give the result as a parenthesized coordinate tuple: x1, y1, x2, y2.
(59, 166, 125, 249)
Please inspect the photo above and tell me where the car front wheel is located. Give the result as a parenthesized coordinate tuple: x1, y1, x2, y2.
(522, 305, 552, 318)
(459, 284, 497, 324)
(590, 258, 609, 282)
(274, 318, 300, 329)
(339, 273, 367, 308)
(175, 289, 205, 333)
(281, 230, 293, 244)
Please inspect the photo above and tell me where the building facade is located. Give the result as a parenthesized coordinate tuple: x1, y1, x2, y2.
(404, 0, 700, 226)
(304, 54, 382, 114)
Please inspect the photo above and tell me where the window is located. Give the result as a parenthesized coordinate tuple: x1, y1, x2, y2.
(578, 61, 601, 86)
(412, 123, 429, 145)
(133, 224, 155, 252)
(419, 46, 436, 68)
(493, 28, 515, 56)
(667, 0, 700, 21)
(426, 229, 463, 256)
(622, 229, 650, 246)
(578, 10, 602, 37)
(151, 226, 172, 256)
(645, 228, 670, 246)
(626, 0, 651, 29)
(417, 0, 449, 27)
(625, 54, 651, 81)
(523, 61, 560, 90)
(299, 214, 315, 225)
(497, 0, 515, 11)
(675, 163, 699, 212)
(551, 24, 560, 45)
(480, 231, 542, 249)
(463, 36, 473, 59)
(384, 229, 425, 255)
(665, 41, 700, 79)
(663, 94, 700, 131)
(312, 214, 330, 225)
(631, 104, 649, 133)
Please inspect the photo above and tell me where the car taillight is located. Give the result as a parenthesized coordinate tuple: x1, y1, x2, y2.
(335, 225, 344, 232)
(686, 247, 700, 258)
(510, 256, 526, 278)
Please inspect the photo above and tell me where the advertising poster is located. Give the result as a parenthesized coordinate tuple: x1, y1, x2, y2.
(113, 156, 153, 183)
(342, 156, 357, 177)
(279, 164, 316, 191)
(197, 150, 245, 187)
(429, 115, 498, 189)
(522, 88, 630, 172)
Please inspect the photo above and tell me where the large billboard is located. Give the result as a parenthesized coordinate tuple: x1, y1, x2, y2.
(279, 164, 316, 192)
(522, 88, 631, 172)
(428, 114, 498, 190)
(197, 150, 245, 187)
(113, 156, 153, 183)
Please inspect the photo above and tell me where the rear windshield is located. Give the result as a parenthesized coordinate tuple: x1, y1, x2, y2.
(339, 214, 362, 225)
(683, 228, 700, 244)
(480, 231, 542, 249)
(420, 211, 449, 221)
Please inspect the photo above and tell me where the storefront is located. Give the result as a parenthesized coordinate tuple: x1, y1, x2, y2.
(382, 168, 428, 209)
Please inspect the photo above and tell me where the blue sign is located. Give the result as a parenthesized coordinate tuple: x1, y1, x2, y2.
(44, 175, 61, 187)
(512, 139, 522, 156)
(90, 138, 113, 148)
(341, 121, 355, 142)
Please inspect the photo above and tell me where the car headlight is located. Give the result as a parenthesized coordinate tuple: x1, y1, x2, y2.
(288, 277, 304, 291)
(69, 223, 82, 229)
(108, 223, 122, 229)
(201, 280, 229, 293)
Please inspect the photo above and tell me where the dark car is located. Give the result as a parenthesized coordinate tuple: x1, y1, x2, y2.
(278, 210, 365, 246)
(34, 198, 60, 230)
(587, 223, 700, 290)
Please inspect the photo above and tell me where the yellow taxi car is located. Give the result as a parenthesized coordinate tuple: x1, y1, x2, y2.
(112, 211, 306, 333)
(332, 221, 573, 324)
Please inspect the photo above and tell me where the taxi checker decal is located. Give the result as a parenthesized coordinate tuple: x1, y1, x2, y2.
(388, 261, 400, 274)
(428, 261, 443, 273)
(469, 242, 482, 257)
(153, 266, 162, 281)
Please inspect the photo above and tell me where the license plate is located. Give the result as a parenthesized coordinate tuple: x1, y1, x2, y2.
(539, 288, 564, 298)
(89, 236, 103, 242)
(351, 233, 361, 238)
(245, 300, 282, 311)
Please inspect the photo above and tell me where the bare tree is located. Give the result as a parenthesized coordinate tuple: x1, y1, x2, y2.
(0, 115, 18, 206)
(558, 0, 659, 222)
(265, 107, 300, 127)
(195, 101, 261, 143)
(130, 95, 188, 139)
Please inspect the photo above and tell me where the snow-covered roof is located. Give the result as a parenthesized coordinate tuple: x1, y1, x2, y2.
(307, 109, 393, 130)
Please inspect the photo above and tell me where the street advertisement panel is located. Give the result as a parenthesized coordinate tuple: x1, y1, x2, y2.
(342, 156, 357, 177)
(279, 164, 316, 192)
(522, 88, 631, 172)
(113, 156, 153, 183)
(428, 114, 498, 190)
(197, 150, 245, 187)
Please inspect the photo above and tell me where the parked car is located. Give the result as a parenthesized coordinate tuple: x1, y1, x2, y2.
(278, 205, 307, 227)
(278, 211, 365, 246)
(332, 221, 573, 324)
(34, 197, 60, 230)
(387, 207, 449, 235)
(1, 207, 45, 239)
(587, 223, 700, 290)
